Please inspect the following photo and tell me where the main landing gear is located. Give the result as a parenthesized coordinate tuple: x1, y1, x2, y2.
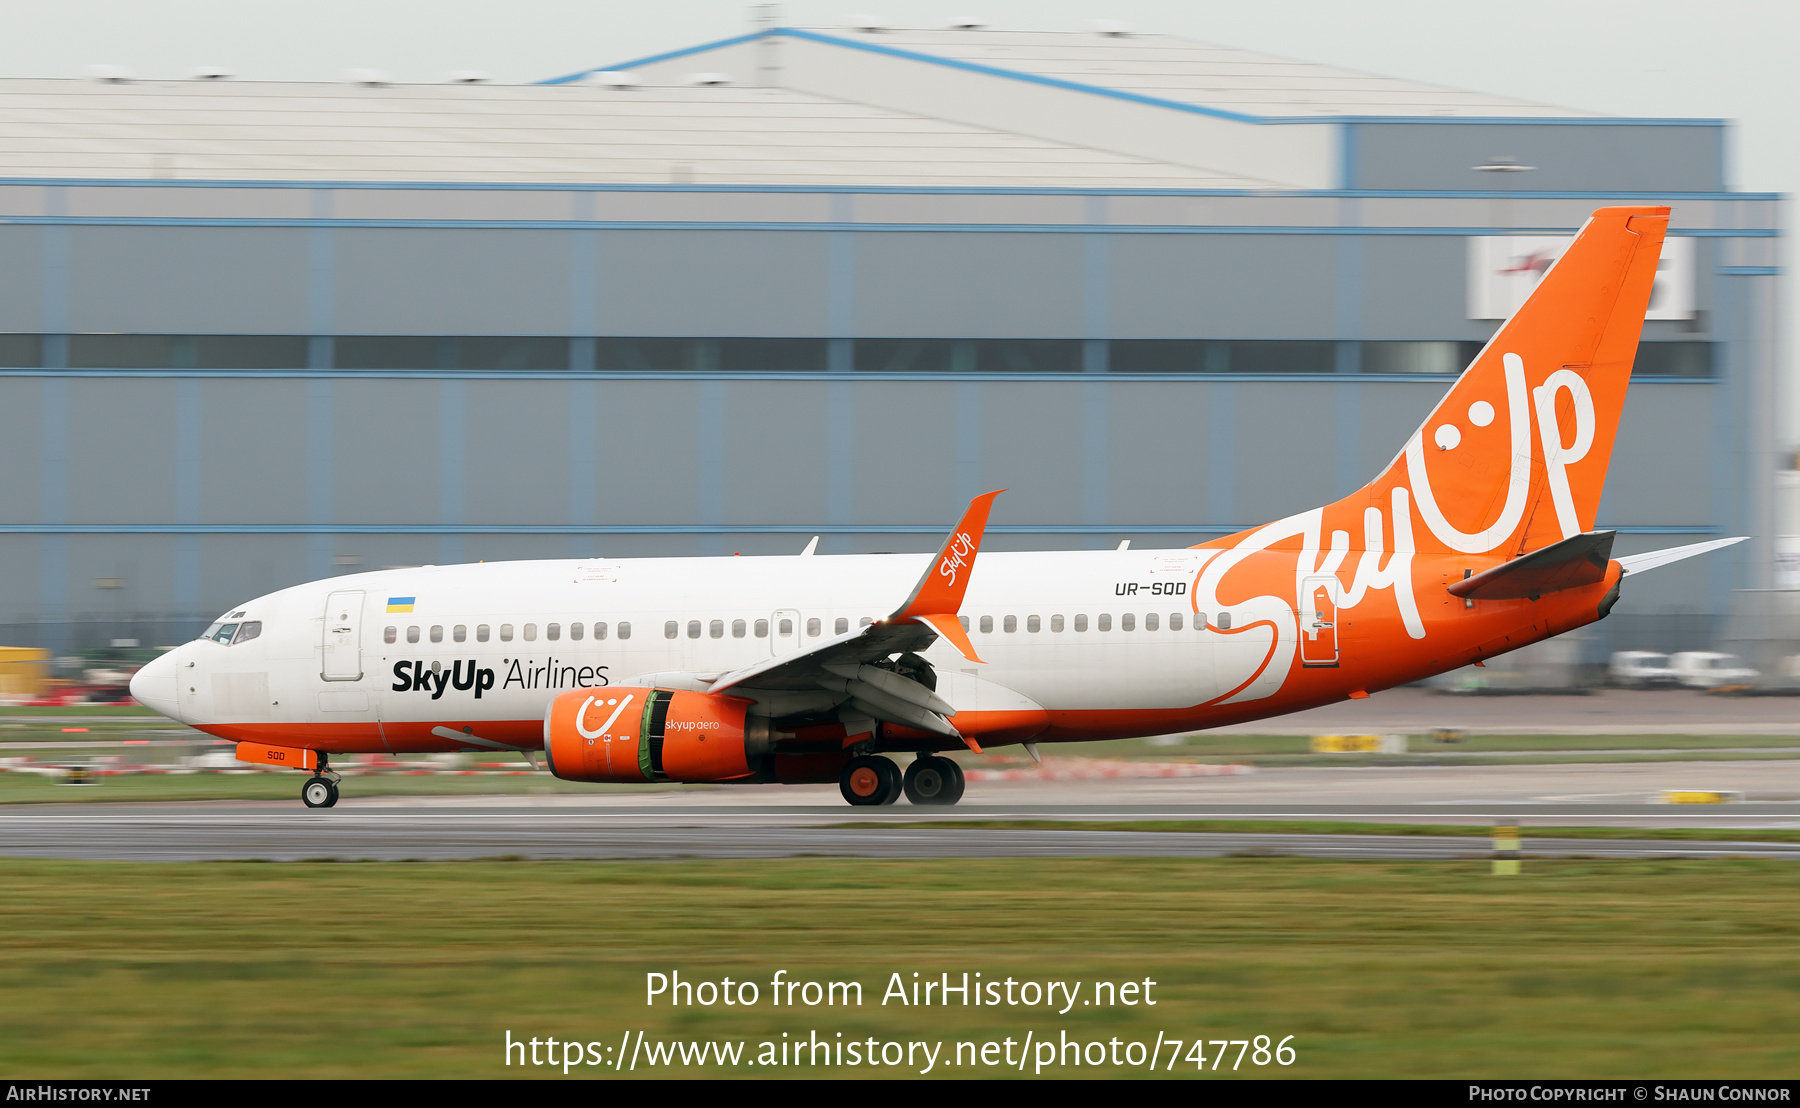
(902, 754, 965, 806)
(838, 754, 965, 806)
(300, 753, 340, 809)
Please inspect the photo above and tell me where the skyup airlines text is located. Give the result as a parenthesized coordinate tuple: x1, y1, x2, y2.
(391, 658, 609, 698)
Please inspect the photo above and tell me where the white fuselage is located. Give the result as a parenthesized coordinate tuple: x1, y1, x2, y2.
(131, 548, 1290, 748)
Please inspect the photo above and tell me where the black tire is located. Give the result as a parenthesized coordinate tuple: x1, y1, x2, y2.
(939, 757, 965, 806)
(323, 780, 340, 808)
(839, 756, 891, 806)
(903, 756, 955, 805)
(302, 777, 334, 809)
(875, 757, 902, 805)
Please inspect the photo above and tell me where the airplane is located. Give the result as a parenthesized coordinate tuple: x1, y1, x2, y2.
(129, 205, 1744, 809)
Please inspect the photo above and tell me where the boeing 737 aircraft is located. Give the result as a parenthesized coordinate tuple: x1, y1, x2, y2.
(130, 206, 1741, 808)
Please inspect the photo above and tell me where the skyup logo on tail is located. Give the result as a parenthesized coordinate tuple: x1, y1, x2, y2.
(1186, 206, 1671, 709)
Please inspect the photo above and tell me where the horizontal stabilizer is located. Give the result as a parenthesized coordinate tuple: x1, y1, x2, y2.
(1448, 530, 1616, 600)
(1618, 536, 1748, 576)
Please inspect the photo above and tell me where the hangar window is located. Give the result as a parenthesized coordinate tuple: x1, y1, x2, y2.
(232, 621, 262, 645)
(1632, 342, 1715, 378)
(1003, 615, 1017, 633)
(476, 624, 490, 642)
(1145, 613, 1159, 631)
(1027, 615, 1041, 633)
(853, 338, 1082, 374)
(546, 623, 560, 641)
(1097, 614, 1112, 632)
(523, 623, 538, 642)
(1361, 341, 1478, 376)
(1121, 613, 1136, 632)
(1074, 614, 1088, 632)
(665, 621, 679, 639)
(383, 626, 397, 644)
(835, 617, 849, 635)
(499, 624, 514, 642)
(1169, 612, 1183, 631)
(687, 620, 702, 639)
(1217, 612, 1231, 630)
(709, 620, 724, 639)
(430, 625, 443, 643)
(754, 619, 769, 638)
(0, 334, 43, 367)
(68, 333, 310, 370)
(594, 622, 606, 640)
(806, 618, 821, 637)
(1111, 339, 1334, 375)
(617, 621, 631, 639)
(979, 615, 994, 634)
(732, 619, 746, 638)
(406, 626, 420, 644)
(592, 337, 830, 374)
(454, 625, 467, 642)
(569, 622, 583, 641)
(333, 336, 570, 371)
(1050, 615, 1064, 632)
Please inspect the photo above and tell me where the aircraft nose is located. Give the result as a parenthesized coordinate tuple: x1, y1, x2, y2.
(130, 649, 182, 721)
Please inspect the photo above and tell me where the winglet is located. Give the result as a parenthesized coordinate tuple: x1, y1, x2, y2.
(886, 490, 1003, 664)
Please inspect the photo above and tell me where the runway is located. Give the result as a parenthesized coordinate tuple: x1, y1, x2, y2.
(1200, 687, 1800, 735)
(6, 761, 1800, 862)
(2, 803, 1797, 861)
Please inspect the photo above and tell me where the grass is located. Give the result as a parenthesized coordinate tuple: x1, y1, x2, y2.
(1, 857, 1797, 1078)
(833, 820, 1800, 844)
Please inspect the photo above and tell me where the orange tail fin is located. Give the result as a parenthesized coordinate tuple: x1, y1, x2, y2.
(1360, 206, 1670, 557)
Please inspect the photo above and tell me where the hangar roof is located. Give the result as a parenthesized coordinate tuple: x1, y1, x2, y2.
(0, 78, 1272, 187)
(598, 25, 1596, 121)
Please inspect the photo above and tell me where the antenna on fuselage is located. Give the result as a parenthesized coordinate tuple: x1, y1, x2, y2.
(799, 536, 819, 556)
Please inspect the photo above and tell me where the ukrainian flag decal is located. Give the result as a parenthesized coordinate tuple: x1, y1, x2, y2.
(386, 597, 416, 613)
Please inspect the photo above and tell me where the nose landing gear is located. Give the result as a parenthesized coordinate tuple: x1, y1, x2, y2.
(300, 753, 340, 809)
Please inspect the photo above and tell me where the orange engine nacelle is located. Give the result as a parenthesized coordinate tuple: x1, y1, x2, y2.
(543, 686, 774, 783)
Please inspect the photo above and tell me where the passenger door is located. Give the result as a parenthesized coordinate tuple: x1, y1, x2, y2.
(1298, 576, 1339, 668)
(321, 590, 365, 681)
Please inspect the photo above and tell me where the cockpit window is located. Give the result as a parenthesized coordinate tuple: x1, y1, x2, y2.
(208, 623, 239, 644)
(232, 621, 263, 645)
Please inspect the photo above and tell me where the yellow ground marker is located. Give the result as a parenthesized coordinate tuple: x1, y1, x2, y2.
(1492, 825, 1521, 875)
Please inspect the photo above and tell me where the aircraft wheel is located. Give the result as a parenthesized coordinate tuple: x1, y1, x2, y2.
(839, 756, 901, 807)
(903, 755, 962, 806)
(876, 757, 902, 805)
(301, 776, 335, 809)
(939, 757, 965, 806)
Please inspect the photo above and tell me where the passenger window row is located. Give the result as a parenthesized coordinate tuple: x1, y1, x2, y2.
(383, 621, 635, 646)
(379, 609, 1238, 649)
(961, 612, 1233, 633)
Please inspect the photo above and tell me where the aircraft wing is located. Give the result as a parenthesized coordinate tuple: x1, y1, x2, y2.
(703, 491, 1004, 745)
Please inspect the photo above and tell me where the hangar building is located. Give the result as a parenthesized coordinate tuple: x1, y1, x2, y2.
(0, 21, 1782, 664)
